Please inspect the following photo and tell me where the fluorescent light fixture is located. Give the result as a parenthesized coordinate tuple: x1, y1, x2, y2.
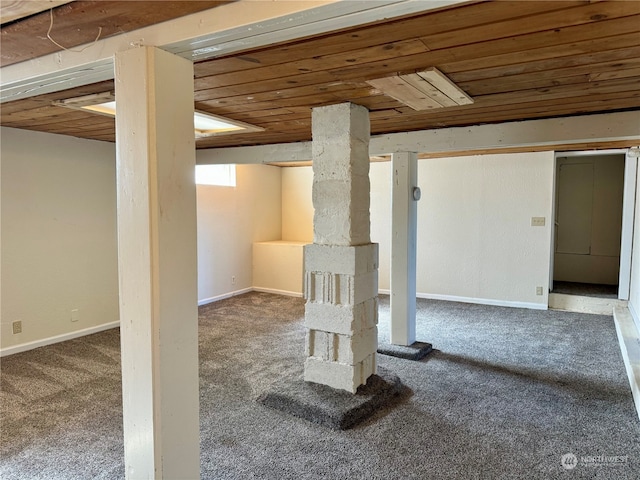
(82, 100, 116, 116)
(192, 111, 263, 138)
(53, 92, 263, 138)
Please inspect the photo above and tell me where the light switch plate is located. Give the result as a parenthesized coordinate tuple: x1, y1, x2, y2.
(531, 217, 546, 227)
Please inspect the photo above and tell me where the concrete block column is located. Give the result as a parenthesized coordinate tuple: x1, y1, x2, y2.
(304, 103, 379, 393)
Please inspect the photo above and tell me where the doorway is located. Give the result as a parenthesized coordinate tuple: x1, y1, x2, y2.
(552, 153, 626, 299)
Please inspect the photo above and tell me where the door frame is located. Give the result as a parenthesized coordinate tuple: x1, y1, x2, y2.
(550, 149, 636, 300)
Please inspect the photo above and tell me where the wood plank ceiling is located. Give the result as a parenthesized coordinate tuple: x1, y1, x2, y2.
(1, 0, 639, 150)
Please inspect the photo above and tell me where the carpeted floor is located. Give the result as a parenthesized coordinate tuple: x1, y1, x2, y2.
(2, 292, 639, 479)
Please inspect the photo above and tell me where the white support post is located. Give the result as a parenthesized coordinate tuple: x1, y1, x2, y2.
(619, 151, 638, 300)
(390, 152, 418, 346)
(115, 46, 200, 479)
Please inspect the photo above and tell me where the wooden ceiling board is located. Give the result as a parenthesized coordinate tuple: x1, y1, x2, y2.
(458, 58, 640, 95)
(192, 1, 585, 78)
(231, 2, 638, 80)
(0, 0, 231, 67)
(422, 1, 640, 51)
(1, 0, 639, 150)
(191, 21, 640, 105)
(449, 44, 640, 83)
(195, 39, 432, 89)
(0, 0, 74, 25)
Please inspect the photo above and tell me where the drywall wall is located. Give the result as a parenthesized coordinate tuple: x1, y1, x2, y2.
(253, 241, 305, 296)
(281, 166, 314, 242)
(196, 163, 281, 304)
(1, 127, 282, 353)
(281, 152, 555, 308)
(417, 152, 554, 307)
(1, 127, 119, 350)
(554, 154, 625, 285)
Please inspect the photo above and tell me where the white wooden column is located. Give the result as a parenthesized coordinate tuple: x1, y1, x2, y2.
(390, 152, 419, 346)
(115, 46, 200, 479)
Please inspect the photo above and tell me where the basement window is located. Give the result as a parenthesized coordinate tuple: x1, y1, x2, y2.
(195, 164, 236, 187)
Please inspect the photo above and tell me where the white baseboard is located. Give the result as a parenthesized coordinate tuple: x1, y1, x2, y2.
(1, 288, 549, 357)
(252, 287, 303, 298)
(613, 306, 640, 423)
(378, 290, 546, 310)
(0, 321, 120, 358)
(418, 293, 547, 310)
(197, 287, 253, 306)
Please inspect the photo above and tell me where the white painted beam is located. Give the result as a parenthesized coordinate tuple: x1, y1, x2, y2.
(198, 111, 640, 164)
(198, 141, 313, 165)
(374, 111, 640, 155)
(115, 46, 199, 479)
(0, 0, 467, 103)
(390, 152, 418, 346)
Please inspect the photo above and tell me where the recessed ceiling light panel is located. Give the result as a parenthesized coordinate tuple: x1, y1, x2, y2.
(53, 92, 263, 137)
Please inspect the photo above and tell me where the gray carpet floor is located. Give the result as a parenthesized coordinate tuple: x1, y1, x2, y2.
(2, 292, 639, 479)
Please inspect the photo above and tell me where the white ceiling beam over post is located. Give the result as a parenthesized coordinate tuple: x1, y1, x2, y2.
(390, 151, 419, 346)
(115, 46, 200, 479)
(197, 111, 640, 165)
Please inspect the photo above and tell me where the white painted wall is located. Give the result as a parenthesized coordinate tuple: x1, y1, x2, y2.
(1, 127, 119, 350)
(1, 127, 282, 353)
(281, 151, 555, 308)
(281, 167, 314, 242)
(196, 163, 281, 304)
(253, 241, 305, 296)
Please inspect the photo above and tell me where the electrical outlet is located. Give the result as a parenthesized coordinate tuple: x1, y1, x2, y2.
(536, 286, 544, 296)
(12, 321, 22, 334)
(231, 276, 236, 285)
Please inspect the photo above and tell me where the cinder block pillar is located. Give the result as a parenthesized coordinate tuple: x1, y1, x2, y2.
(304, 103, 379, 393)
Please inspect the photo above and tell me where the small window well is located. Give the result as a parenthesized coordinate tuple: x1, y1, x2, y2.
(195, 164, 236, 187)
(53, 92, 263, 138)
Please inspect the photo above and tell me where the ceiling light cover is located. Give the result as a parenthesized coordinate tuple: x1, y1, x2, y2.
(53, 92, 263, 137)
(366, 67, 473, 111)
